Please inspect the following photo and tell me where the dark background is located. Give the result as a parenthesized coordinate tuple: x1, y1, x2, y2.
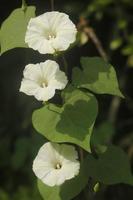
(0, 0, 133, 199)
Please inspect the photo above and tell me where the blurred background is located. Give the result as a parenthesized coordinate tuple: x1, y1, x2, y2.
(0, 0, 133, 199)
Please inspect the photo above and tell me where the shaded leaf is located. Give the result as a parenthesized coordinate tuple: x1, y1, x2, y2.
(87, 146, 133, 185)
(32, 89, 98, 152)
(91, 121, 114, 153)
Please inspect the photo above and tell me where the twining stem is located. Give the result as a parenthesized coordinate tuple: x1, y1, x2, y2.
(77, 17, 108, 61)
(50, 0, 54, 11)
(84, 27, 108, 62)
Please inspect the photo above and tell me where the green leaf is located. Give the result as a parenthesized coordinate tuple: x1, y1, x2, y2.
(72, 57, 124, 97)
(0, 6, 36, 54)
(87, 146, 133, 185)
(91, 121, 114, 153)
(32, 89, 98, 152)
(38, 158, 89, 200)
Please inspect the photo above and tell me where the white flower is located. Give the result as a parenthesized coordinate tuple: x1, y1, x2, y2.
(19, 60, 68, 101)
(33, 142, 80, 186)
(25, 11, 77, 54)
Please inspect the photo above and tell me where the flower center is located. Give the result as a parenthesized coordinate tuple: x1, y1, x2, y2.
(44, 30, 56, 40)
(48, 34, 56, 40)
(40, 80, 48, 88)
(55, 163, 62, 170)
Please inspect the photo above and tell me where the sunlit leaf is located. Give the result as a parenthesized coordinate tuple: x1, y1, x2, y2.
(0, 6, 36, 54)
(72, 57, 124, 97)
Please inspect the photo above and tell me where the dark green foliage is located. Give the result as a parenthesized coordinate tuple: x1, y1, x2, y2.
(0, 0, 133, 199)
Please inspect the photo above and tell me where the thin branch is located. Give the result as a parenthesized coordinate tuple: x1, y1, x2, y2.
(84, 27, 108, 61)
(108, 96, 121, 124)
(108, 70, 126, 124)
(77, 17, 108, 61)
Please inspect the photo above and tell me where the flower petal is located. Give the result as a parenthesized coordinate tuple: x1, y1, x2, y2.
(20, 60, 68, 101)
(60, 144, 79, 161)
(33, 159, 53, 179)
(42, 170, 60, 186)
(61, 162, 80, 180)
(49, 71, 68, 90)
(25, 16, 55, 54)
(23, 63, 42, 81)
(40, 60, 59, 80)
(32, 142, 80, 186)
(34, 86, 55, 101)
(19, 79, 39, 95)
(25, 11, 77, 54)
(36, 142, 57, 162)
(26, 35, 55, 54)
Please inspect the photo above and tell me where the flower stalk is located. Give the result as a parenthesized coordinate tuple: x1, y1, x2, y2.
(22, 0, 27, 11)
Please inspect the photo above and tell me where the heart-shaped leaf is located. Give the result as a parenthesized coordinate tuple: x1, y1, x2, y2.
(0, 6, 36, 54)
(72, 57, 124, 97)
(87, 146, 133, 185)
(32, 89, 98, 152)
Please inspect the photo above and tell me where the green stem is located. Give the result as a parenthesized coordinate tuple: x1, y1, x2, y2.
(43, 101, 49, 106)
(22, 0, 27, 11)
(79, 148, 84, 161)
